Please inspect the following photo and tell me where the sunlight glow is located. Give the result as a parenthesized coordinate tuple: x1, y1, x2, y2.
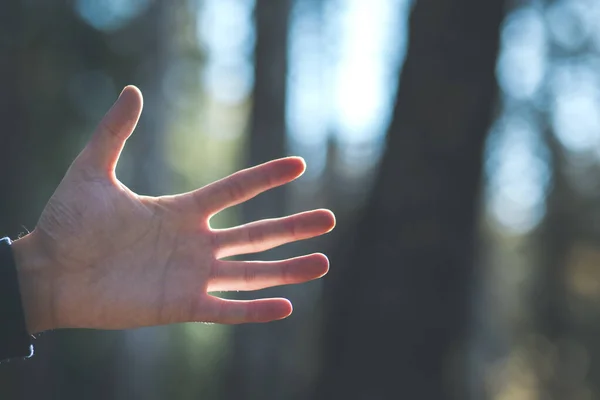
(486, 116, 550, 234)
(75, 0, 152, 31)
(546, 0, 594, 50)
(329, 0, 409, 144)
(550, 62, 600, 153)
(286, 0, 412, 177)
(496, 7, 547, 100)
(198, 0, 255, 105)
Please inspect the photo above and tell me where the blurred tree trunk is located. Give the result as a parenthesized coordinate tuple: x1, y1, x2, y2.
(0, 0, 28, 233)
(539, 138, 600, 399)
(0, 2, 67, 399)
(245, 0, 290, 181)
(535, 82, 596, 399)
(115, 1, 173, 399)
(316, 1, 504, 399)
(534, 123, 577, 399)
(0, 1, 173, 399)
(532, 15, 590, 396)
(223, 1, 293, 399)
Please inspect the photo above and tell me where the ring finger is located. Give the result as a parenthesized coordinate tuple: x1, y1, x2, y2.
(208, 253, 329, 292)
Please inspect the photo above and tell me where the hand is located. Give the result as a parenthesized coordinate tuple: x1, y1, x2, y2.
(12, 86, 335, 334)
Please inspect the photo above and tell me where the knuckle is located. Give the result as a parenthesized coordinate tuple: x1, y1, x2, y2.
(284, 217, 297, 238)
(247, 225, 263, 245)
(99, 119, 120, 138)
(244, 265, 258, 284)
(225, 178, 245, 202)
(192, 190, 206, 212)
(215, 301, 225, 322)
(281, 262, 293, 284)
(209, 230, 220, 253)
(186, 291, 200, 323)
(198, 297, 219, 323)
(263, 169, 275, 188)
(209, 257, 221, 280)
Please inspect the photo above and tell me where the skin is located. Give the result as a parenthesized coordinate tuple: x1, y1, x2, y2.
(11, 86, 336, 335)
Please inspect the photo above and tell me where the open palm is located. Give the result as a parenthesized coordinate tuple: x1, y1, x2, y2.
(14, 86, 335, 334)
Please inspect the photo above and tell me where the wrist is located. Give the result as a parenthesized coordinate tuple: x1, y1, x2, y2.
(12, 232, 55, 334)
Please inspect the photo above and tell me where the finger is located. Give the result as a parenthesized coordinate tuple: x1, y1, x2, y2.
(82, 86, 143, 175)
(176, 157, 306, 216)
(213, 209, 335, 258)
(209, 253, 329, 292)
(199, 296, 293, 324)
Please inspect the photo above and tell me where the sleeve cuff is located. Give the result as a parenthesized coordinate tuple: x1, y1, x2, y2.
(0, 237, 34, 361)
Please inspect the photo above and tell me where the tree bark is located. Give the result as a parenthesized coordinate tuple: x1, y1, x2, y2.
(316, 0, 505, 398)
(223, 1, 293, 399)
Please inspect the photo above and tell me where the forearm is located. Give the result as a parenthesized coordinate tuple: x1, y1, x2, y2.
(12, 232, 54, 334)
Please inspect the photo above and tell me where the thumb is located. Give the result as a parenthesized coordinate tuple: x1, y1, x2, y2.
(83, 85, 143, 175)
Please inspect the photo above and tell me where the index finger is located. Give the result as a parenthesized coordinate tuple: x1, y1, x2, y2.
(181, 157, 306, 216)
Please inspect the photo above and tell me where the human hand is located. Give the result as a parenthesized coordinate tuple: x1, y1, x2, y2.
(12, 86, 335, 334)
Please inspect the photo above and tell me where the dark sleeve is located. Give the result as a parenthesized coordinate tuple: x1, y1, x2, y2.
(0, 237, 34, 361)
